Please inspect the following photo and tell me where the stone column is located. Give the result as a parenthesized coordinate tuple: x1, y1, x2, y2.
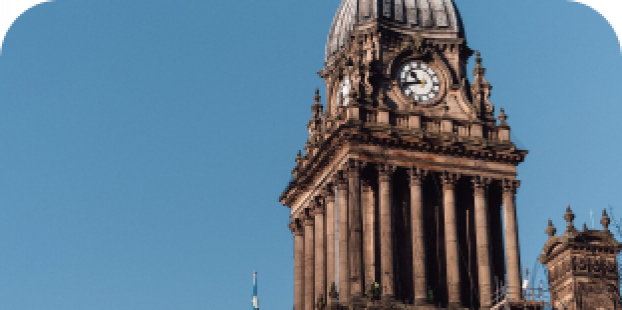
(408, 168, 428, 305)
(337, 173, 350, 302)
(379, 163, 395, 299)
(362, 179, 375, 290)
(324, 184, 336, 300)
(290, 219, 305, 310)
(503, 180, 522, 301)
(348, 159, 364, 298)
(473, 177, 493, 308)
(303, 212, 315, 310)
(442, 172, 461, 308)
(314, 200, 326, 304)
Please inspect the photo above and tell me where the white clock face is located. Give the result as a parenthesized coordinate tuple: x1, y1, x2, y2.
(336, 77, 350, 107)
(398, 60, 441, 103)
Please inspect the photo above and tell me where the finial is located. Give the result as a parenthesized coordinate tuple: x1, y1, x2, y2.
(601, 209, 611, 232)
(312, 88, 323, 120)
(475, 51, 482, 66)
(295, 150, 302, 164)
(546, 219, 556, 237)
(583, 222, 588, 231)
(564, 205, 576, 234)
(498, 107, 508, 125)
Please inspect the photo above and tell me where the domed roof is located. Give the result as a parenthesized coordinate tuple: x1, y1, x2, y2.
(325, 0, 464, 62)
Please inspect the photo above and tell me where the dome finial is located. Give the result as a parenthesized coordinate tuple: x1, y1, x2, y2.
(546, 219, 556, 237)
(498, 107, 508, 125)
(564, 205, 577, 234)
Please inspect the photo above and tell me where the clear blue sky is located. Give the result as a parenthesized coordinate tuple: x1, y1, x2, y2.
(0, 0, 620, 309)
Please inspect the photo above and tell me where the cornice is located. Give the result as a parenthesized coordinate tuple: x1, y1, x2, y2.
(539, 231, 622, 264)
(280, 118, 527, 207)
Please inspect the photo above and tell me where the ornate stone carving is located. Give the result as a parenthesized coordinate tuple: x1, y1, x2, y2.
(312, 197, 326, 216)
(289, 219, 304, 236)
(378, 163, 395, 182)
(546, 219, 557, 237)
(578, 281, 619, 309)
(471, 175, 491, 190)
(323, 182, 336, 203)
(303, 211, 315, 227)
(564, 205, 577, 234)
(407, 167, 427, 185)
(502, 179, 520, 193)
(347, 158, 362, 178)
(336, 170, 348, 190)
(440, 172, 459, 187)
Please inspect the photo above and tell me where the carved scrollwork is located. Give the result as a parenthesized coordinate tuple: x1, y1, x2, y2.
(577, 281, 619, 309)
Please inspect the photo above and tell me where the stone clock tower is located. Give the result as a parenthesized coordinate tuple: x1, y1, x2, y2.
(280, 0, 531, 309)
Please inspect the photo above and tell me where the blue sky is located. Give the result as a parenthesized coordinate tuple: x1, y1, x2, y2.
(0, 0, 620, 309)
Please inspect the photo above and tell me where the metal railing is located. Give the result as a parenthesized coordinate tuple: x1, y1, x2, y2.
(492, 285, 551, 309)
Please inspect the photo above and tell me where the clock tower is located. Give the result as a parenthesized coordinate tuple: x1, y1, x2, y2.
(281, 1, 531, 309)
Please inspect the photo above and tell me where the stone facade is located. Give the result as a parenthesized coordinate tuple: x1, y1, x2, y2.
(279, 1, 620, 309)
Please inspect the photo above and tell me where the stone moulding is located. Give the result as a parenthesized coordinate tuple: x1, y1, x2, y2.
(280, 118, 526, 208)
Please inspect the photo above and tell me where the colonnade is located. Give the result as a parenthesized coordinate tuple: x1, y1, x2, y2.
(289, 160, 522, 310)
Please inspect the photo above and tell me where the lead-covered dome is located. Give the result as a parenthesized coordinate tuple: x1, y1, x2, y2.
(326, 0, 464, 62)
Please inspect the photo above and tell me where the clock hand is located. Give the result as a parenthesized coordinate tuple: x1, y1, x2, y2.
(402, 80, 424, 85)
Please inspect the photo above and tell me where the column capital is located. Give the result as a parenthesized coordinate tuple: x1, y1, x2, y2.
(312, 198, 326, 216)
(441, 172, 460, 187)
(502, 179, 521, 193)
(408, 167, 427, 185)
(362, 178, 373, 192)
(324, 186, 336, 203)
(346, 158, 364, 178)
(289, 219, 304, 236)
(472, 176, 492, 190)
(336, 170, 348, 190)
(303, 211, 315, 227)
(322, 182, 335, 197)
(378, 163, 396, 182)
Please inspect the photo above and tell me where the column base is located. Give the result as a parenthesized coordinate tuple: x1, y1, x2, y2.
(413, 298, 433, 307)
(380, 295, 395, 302)
(446, 301, 462, 309)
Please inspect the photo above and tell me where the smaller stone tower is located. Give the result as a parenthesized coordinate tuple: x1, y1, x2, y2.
(539, 206, 622, 310)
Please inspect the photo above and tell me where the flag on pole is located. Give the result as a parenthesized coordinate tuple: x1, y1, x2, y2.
(252, 271, 259, 310)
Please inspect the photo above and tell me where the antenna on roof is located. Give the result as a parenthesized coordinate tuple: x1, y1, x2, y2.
(252, 271, 259, 310)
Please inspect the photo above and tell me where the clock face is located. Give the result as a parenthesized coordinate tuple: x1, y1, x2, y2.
(398, 60, 441, 103)
(336, 77, 351, 107)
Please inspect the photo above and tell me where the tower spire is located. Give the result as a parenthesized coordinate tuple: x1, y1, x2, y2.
(252, 271, 259, 310)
